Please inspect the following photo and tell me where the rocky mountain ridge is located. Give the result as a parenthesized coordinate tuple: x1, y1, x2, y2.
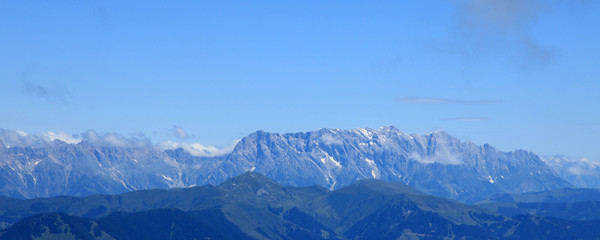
(0, 126, 593, 202)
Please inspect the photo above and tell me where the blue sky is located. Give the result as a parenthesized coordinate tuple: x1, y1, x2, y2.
(1, 1, 599, 160)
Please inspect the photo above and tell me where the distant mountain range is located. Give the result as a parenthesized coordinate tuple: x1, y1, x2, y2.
(476, 188, 600, 221)
(0, 126, 598, 202)
(3, 172, 600, 240)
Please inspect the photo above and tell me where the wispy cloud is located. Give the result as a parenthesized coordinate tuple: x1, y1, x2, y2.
(399, 97, 502, 104)
(457, 0, 545, 35)
(442, 117, 490, 122)
(451, 0, 554, 69)
(409, 144, 463, 165)
(157, 140, 239, 157)
(170, 125, 190, 139)
(566, 158, 600, 176)
(0, 128, 238, 157)
(0, 129, 81, 146)
(322, 134, 343, 145)
(79, 130, 151, 148)
(44, 131, 82, 144)
(21, 81, 70, 103)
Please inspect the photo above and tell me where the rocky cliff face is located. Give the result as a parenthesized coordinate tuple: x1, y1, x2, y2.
(222, 126, 570, 202)
(0, 139, 227, 198)
(0, 126, 574, 202)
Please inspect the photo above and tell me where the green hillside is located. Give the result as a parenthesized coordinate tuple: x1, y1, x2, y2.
(2, 172, 600, 239)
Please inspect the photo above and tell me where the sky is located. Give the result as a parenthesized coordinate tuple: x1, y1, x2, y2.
(0, 1, 599, 160)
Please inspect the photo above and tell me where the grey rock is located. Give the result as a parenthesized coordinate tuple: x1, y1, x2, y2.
(0, 126, 572, 202)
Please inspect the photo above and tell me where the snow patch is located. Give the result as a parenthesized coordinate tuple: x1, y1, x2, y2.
(364, 158, 380, 178)
(356, 128, 374, 139)
(321, 153, 342, 168)
(162, 175, 173, 182)
(327, 174, 338, 190)
(119, 180, 131, 191)
(329, 156, 342, 168)
(371, 170, 379, 178)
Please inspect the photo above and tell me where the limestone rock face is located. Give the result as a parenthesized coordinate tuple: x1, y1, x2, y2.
(0, 126, 572, 202)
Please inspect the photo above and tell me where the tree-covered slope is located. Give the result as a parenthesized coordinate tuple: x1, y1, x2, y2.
(2, 172, 600, 239)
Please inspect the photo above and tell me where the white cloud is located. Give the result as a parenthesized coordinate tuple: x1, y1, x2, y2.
(0, 129, 48, 146)
(443, 117, 490, 122)
(1, 129, 235, 154)
(0, 129, 83, 146)
(410, 152, 463, 165)
(409, 144, 463, 165)
(399, 97, 502, 104)
(43, 131, 82, 144)
(15, 130, 28, 137)
(157, 140, 239, 157)
(566, 158, 600, 176)
(80, 130, 150, 148)
(103, 133, 131, 147)
(170, 125, 189, 139)
(322, 134, 343, 145)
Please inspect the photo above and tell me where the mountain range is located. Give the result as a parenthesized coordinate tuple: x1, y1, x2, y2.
(0, 126, 598, 203)
(475, 188, 600, 221)
(3, 172, 600, 240)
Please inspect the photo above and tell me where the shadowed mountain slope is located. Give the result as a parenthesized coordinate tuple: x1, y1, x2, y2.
(2, 172, 600, 239)
(477, 188, 600, 221)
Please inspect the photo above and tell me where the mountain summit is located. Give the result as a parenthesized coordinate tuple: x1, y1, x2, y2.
(223, 127, 570, 202)
(0, 126, 575, 202)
